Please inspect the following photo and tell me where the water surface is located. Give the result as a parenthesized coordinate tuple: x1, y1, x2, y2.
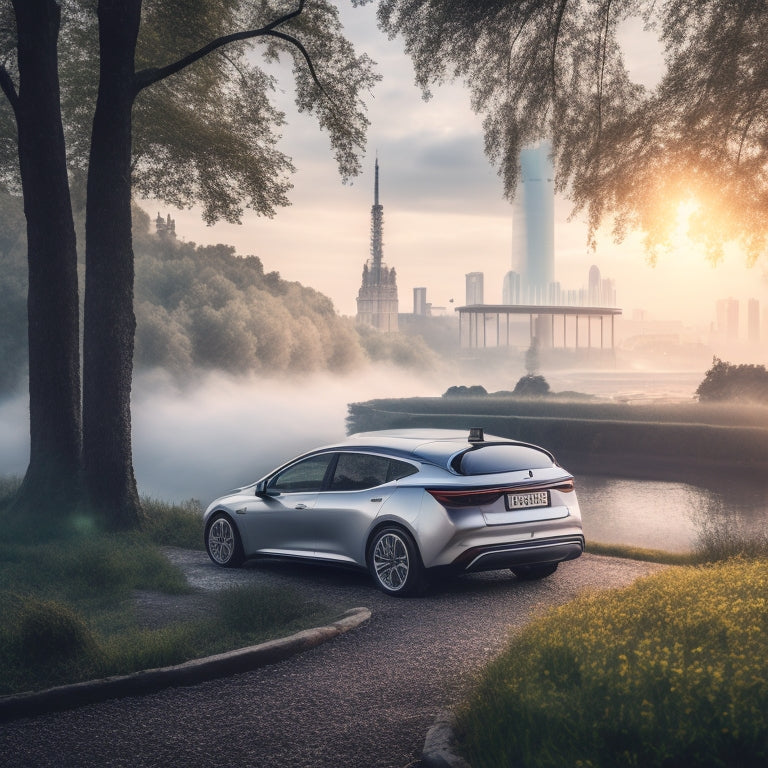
(578, 473, 768, 552)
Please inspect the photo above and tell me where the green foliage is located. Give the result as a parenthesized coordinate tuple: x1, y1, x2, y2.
(696, 356, 768, 403)
(457, 559, 768, 767)
(513, 374, 550, 397)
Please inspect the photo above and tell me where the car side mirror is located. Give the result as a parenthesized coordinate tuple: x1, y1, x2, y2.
(254, 480, 278, 497)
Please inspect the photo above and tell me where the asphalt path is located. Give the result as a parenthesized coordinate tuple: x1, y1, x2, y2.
(1, 550, 665, 768)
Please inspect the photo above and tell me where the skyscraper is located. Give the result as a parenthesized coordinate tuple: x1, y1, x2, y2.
(511, 142, 554, 303)
(356, 159, 399, 332)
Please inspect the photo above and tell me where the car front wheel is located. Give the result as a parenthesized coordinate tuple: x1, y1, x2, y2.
(511, 563, 558, 580)
(368, 527, 425, 597)
(205, 513, 244, 568)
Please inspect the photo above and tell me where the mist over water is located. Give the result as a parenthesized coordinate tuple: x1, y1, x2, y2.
(0, 365, 709, 504)
(0, 365, 450, 504)
(4, 364, 767, 552)
(130, 366, 445, 502)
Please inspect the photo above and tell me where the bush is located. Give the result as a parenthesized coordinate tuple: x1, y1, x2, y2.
(457, 559, 768, 767)
(17, 599, 99, 667)
(696, 357, 768, 403)
(513, 374, 550, 397)
(442, 385, 488, 397)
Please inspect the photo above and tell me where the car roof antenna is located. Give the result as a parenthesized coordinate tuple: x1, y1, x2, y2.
(468, 427, 484, 443)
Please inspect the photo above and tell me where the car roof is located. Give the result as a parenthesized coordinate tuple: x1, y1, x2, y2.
(342, 429, 503, 464)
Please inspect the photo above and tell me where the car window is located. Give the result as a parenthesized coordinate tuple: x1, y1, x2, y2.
(267, 454, 334, 493)
(329, 453, 418, 491)
(456, 444, 554, 475)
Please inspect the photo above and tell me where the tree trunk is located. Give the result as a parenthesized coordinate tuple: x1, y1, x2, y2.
(10, 0, 82, 518)
(82, 0, 143, 530)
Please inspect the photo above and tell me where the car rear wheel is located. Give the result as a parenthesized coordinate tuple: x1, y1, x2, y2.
(511, 563, 558, 580)
(368, 527, 425, 597)
(205, 513, 244, 568)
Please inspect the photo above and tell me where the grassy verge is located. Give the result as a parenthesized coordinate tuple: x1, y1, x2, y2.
(456, 557, 768, 767)
(0, 484, 345, 697)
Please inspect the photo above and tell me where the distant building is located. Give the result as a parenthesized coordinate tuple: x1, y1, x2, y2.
(748, 298, 760, 344)
(466, 272, 484, 305)
(716, 298, 739, 341)
(413, 287, 431, 316)
(156, 212, 176, 239)
(356, 159, 399, 332)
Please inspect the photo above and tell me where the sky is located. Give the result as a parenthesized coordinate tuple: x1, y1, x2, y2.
(142, 3, 768, 332)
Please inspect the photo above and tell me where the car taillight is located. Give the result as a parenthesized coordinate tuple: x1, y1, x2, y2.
(427, 479, 574, 508)
(427, 489, 505, 507)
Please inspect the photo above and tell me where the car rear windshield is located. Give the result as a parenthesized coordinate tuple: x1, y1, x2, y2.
(454, 443, 554, 475)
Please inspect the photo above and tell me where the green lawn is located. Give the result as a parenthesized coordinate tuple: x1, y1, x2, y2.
(0, 489, 346, 697)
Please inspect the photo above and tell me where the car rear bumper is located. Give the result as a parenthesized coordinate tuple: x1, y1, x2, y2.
(449, 534, 585, 573)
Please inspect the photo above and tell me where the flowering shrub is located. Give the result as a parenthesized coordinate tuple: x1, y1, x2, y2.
(457, 559, 768, 767)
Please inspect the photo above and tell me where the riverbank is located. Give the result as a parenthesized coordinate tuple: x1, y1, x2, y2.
(346, 396, 768, 484)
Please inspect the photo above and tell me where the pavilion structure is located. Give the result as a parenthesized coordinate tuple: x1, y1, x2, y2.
(456, 304, 622, 352)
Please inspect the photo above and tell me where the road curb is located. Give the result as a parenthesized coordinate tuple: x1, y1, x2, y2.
(0, 606, 371, 723)
(421, 711, 472, 768)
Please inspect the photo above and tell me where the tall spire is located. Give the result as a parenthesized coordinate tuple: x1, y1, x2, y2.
(356, 156, 399, 332)
(370, 157, 384, 282)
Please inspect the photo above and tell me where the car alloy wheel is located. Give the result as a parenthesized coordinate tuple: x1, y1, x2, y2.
(369, 527, 424, 596)
(206, 513, 244, 567)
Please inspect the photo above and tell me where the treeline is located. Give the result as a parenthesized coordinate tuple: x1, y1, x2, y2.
(131, 210, 365, 376)
(0, 201, 438, 397)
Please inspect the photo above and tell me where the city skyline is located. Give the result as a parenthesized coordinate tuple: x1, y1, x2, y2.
(142, 4, 767, 332)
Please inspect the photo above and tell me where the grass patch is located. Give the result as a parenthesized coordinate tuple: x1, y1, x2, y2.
(586, 541, 696, 565)
(141, 496, 204, 550)
(0, 474, 21, 508)
(0, 490, 344, 697)
(456, 558, 768, 767)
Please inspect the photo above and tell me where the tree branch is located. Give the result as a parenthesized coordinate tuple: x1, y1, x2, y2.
(133, 0, 327, 101)
(550, 0, 569, 96)
(596, 0, 612, 141)
(0, 64, 19, 114)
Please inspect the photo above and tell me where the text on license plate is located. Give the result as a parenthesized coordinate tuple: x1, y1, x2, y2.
(506, 490, 550, 510)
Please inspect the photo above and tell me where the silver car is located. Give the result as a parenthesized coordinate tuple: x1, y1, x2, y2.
(203, 428, 584, 596)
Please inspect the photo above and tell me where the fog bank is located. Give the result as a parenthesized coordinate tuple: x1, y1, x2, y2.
(0, 365, 706, 505)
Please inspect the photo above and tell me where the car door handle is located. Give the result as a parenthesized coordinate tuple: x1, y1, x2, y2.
(294, 503, 308, 510)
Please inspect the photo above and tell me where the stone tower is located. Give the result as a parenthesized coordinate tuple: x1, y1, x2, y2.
(356, 159, 399, 331)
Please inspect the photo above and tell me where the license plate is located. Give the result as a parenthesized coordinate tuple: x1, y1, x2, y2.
(506, 490, 550, 510)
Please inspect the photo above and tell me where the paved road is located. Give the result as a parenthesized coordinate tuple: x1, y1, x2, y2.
(1, 551, 664, 768)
